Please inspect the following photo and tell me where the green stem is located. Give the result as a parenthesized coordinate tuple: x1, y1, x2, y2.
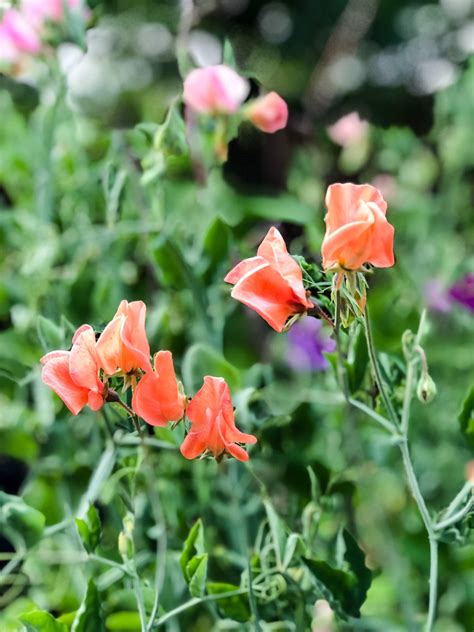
(363, 306, 399, 426)
(442, 481, 473, 519)
(434, 497, 474, 531)
(334, 290, 350, 400)
(133, 573, 148, 632)
(348, 398, 396, 434)
(365, 307, 437, 631)
(153, 589, 248, 627)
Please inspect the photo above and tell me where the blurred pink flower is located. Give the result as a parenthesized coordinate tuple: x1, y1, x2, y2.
(183, 64, 249, 115)
(1, 9, 42, 54)
(371, 174, 397, 203)
(22, 0, 84, 25)
(327, 111, 369, 147)
(247, 91, 288, 133)
(0, 23, 21, 65)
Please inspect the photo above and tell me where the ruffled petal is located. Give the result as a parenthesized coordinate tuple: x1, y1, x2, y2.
(41, 353, 89, 415)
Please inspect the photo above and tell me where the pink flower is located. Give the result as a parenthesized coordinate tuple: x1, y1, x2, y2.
(41, 325, 105, 415)
(247, 91, 288, 133)
(22, 0, 84, 25)
(183, 64, 249, 115)
(327, 112, 368, 147)
(1, 9, 42, 54)
(0, 23, 21, 65)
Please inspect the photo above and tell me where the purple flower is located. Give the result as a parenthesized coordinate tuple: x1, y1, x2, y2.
(423, 279, 452, 313)
(287, 317, 336, 372)
(449, 274, 474, 313)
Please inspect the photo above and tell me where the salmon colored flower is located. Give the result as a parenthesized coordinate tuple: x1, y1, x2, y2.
(96, 300, 152, 376)
(322, 183, 395, 271)
(132, 351, 186, 426)
(247, 92, 288, 133)
(183, 64, 249, 115)
(180, 376, 257, 462)
(225, 227, 313, 332)
(40, 325, 104, 415)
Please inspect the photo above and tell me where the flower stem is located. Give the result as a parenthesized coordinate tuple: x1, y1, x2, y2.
(334, 290, 350, 400)
(363, 306, 399, 426)
(364, 307, 438, 631)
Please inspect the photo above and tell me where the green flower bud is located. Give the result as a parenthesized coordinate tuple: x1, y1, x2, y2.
(417, 374, 437, 404)
(118, 513, 135, 562)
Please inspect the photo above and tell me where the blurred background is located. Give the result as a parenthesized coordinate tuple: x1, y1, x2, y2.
(0, 0, 473, 630)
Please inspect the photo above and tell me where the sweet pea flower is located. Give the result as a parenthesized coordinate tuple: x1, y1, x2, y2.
(180, 376, 257, 462)
(96, 300, 152, 376)
(247, 91, 288, 133)
(183, 64, 249, 115)
(449, 273, 474, 313)
(41, 325, 104, 415)
(327, 112, 368, 147)
(132, 351, 186, 426)
(321, 183, 395, 271)
(1, 9, 42, 54)
(22, 0, 83, 25)
(225, 227, 313, 332)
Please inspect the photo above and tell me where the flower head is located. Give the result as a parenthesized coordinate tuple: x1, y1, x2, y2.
(40, 325, 104, 415)
(132, 351, 186, 427)
(180, 376, 257, 462)
(96, 300, 152, 376)
(327, 112, 368, 147)
(322, 183, 395, 271)
(287, 318, 336, 372)
(225, 227, 313, 332)
(449, 274, 474, 313)
(247, 91, 288, 133)
(1, 9, 42, 55)
(183, 64, 249, 115)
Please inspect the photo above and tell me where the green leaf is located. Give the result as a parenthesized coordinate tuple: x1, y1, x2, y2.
(283, 533, 305, 569)
(75, 504, 101, 554)
(36, 316, 64, 352)
(19, 611, 67, 632)
(104, 611, 141, 631)
(182, 344, 240, 394)
(263, 498, 286, 568)
(458, 384, 474, 448)
(0, 492, 45, 548)
(222, 40, 237, 69)
(180, 519, 208, 597)
(302, 529, 371, 619)
(187, 553, 208, 597)
(71, 579, 105, 632)
(207, 583, 250, 622)
(180, 519, 205, 578)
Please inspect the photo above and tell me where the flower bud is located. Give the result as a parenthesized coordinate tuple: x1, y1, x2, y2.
(416, 374, 437, 404)
(246, 92, 288, 133)
(118, 513, 135, 562)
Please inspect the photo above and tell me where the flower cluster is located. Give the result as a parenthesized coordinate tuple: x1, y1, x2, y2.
(0, 0, 86, 69)
(183, 64, 288, 134)
(41, 300, 257, 462)
(226, 182, 395, 331)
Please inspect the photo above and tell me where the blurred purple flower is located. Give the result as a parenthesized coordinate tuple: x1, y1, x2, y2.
(449, 273, 474, 313)
(287, 317, 336, 372)
(424, 279, 452, 313)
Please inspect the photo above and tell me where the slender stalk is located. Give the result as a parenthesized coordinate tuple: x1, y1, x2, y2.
(434, 497, 474, 531)
(442, 481, 473, 519)
(363, 306, 399, 426)
(334, 289, 350, 400)
(348, 397, 396, 434)
(133, 573, 148, 632)
(364, 307, 438, 631)
(152, 589, 248, 627)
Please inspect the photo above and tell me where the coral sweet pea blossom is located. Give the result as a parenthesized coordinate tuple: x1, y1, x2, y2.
(183, 64, 249, 115)
(321, 183, 395, 271)
(247, 92, 288, 133)
(180, 376, 257, 462)
(225, 227, 313, 332)
(132, 351, 186, 426)
(41, 325, 104, 415)
(96, 300, 152, 376)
